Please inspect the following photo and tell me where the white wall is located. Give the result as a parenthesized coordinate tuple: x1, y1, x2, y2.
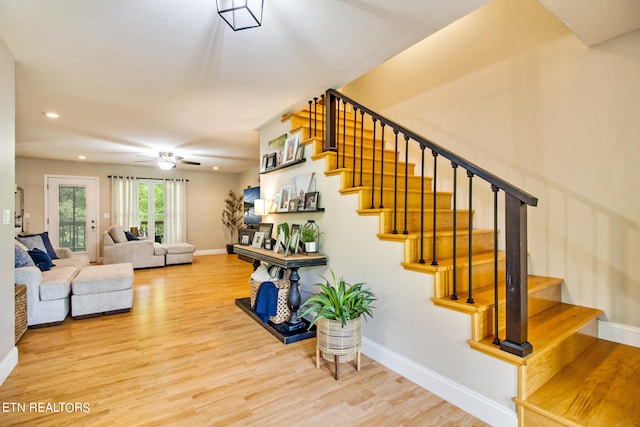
(0, 40, 17, 385)
(342, 0, 640, 329)
(15, 158, 243, 253)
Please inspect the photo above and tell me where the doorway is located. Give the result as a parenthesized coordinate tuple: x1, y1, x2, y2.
(45, 175, 99, 262)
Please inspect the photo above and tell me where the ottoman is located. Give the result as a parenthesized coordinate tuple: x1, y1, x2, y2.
(162, 242, 196, 265)
(71, 263, 134, 319)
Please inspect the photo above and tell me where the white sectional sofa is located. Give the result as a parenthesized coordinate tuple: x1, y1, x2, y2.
(15, 238, 90, 327)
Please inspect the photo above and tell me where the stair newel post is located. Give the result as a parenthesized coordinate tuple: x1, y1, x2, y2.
(500, 193, 533, 357)
(352, 107, 358, 188)
(370, 117, 377, 209)
(402, 134, 410, 235)
(466, 171, 475, 304)
(431, 150, 439, 266)
(418, 145, 427, 264)
(359, 110, 365, 186)
(313, 97, 318, 137)
(392, 129, 399, 234)
(492, 185, 500, 345)
(451, 162, 459, 301)
(379, 123, 385, 208)
(341, 100, 347, 169)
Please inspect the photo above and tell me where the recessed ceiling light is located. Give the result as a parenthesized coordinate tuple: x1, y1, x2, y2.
(212, 166, 219, 171)
(44, 112, 59, 119)
(78, 155, 86, 160)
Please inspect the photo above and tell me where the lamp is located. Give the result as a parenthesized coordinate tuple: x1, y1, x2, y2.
(216, 0, 264, 31)
(157, 160, 175, 170)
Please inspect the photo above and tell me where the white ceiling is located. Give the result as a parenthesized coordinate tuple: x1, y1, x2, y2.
(1, 0, 639, 173)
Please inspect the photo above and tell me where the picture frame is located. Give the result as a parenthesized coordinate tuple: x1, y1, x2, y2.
(266, 152, 277, 169)
(283, 133, 300, 164)
(274, 229, 286, 254)
(277, 186, 291, 212)
(285, 224, 301, 256)
(258, 222, 273, 239)
(295, 144, 305, 161)
(288, 198, 299, 212)
(303, 191, 319, 211)
(238, 228, 255, 246)
(261, 154, 270, 171)
(252, 231, 265, 249)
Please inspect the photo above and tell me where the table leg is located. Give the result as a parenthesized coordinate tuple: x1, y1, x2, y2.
(284, 267, 305, 331)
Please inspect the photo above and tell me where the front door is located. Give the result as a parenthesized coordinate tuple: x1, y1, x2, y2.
(45, 175, 99, 262)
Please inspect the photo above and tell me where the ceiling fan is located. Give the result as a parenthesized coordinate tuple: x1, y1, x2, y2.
(136, 152, 201, 170)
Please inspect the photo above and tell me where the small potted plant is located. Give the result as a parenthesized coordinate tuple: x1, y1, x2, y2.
(221, 190, 243, 254)
(300, 270, 376, 379)
(301, 220, 320, 253)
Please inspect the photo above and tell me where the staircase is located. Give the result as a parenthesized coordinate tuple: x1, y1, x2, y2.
(282, 90, 640, 426)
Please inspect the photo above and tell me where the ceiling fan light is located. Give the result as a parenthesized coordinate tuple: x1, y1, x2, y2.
(158, 160, 175, 170)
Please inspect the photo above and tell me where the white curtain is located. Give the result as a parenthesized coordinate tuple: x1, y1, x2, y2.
(164, 179, 187, 243)
(111, 176, 139, 229)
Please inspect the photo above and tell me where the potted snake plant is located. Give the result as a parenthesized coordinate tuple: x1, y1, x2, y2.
(300, 270, 376, 378)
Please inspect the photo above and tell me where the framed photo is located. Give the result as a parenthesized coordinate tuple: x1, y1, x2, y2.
(252, 231, 265, 248)
(261, 154, 269, 171)
(277, 186, 291, 212)
(238, 228, 255, 246)
(295, 144, 305, 161)
(258, 222, 273, 238)
(288, 198, 299, 212)
(266, 152, 277, 169)
(285, 224, 301, 256)
(303, 191, 318, 211)
(283, 134, 300, 164)
(274, 229, 286, 254)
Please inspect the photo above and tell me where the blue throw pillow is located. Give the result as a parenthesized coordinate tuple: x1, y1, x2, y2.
(125, 231, 139, 241)
(28, 248, 55, 271)
(15, 244, 36, 268)
(17, 231, 58, 260)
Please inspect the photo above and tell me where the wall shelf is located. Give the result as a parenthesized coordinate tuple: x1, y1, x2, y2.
(260, 158, 306, 175)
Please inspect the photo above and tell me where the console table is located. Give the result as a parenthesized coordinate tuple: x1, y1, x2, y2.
(233, 245, 327, 340)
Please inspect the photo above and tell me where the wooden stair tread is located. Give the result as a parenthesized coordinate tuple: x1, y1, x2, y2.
(470, 303, 603, 365)
(517, 339, 640, 426)
(432, 275, 562, 314)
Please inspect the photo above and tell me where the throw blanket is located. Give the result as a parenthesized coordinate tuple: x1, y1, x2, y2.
(253, 281, 278, 323)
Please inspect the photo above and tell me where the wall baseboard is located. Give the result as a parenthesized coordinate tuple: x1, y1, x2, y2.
(0, 346, 18, 386)
(599, 320, 640, 348)
(361, 338, 517, 427)
(194, 249, 228, 256)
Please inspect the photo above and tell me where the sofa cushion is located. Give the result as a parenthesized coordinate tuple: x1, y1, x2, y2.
(125, 231, 139, 241)
(17, 231, 59, 260)
(108, 225, 127, 243)
(28, 248, 55, 271)
(39, 266, 77, 301)
(161, 242, 196, 254)
(15, 243, 36, 268)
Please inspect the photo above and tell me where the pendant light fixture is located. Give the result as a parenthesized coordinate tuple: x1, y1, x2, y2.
(216, 0, 264, 31)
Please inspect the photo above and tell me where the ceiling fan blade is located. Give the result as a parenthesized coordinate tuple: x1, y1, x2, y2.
(176, 159, 201, 166)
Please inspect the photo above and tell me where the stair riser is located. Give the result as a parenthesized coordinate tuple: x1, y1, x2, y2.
(407, 231, 495, 262)
(340, 170, 432, 191)
(358, 188, 452, 211)
(378, 209, 472, 235)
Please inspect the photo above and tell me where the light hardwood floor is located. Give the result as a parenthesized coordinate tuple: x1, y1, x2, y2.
(1, 255, 487, 426)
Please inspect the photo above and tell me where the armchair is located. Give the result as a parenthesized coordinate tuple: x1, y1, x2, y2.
(102, 225, 166, 269)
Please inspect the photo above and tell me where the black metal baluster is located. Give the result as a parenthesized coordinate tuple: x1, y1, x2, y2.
(379, 123, 385, 208)
(342, 100, 346, 169)
(371, 118, 377, 209)
(313, 97, 318, 137)
(308, 100, 312, 140)
(492, 185, 500, 345)
(359, 110, 365, 186)
(320, 94, 325, 138)
(352, 107, 358, 188)
(467, 171, 475, 304)
(403, 135, 409, 235)
(392, 129, 399, 234)
(451, 162, 459, 301)
(431, 151, 439, 266)
(419, 145, 426, 264)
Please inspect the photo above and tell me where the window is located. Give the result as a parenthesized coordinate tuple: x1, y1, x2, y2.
(58, 185, 87, 251)
(138, 180, 165, 243)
